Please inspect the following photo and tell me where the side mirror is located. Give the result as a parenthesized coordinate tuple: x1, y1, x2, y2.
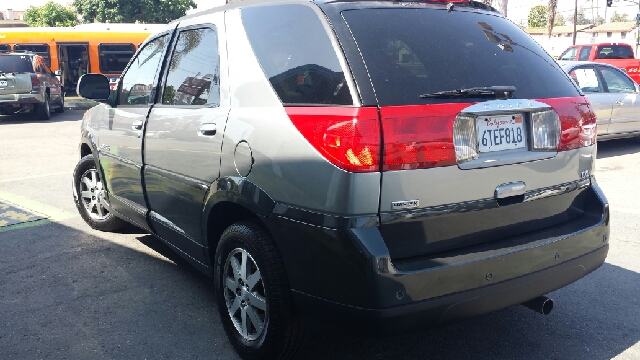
(77, 74, 110, 102)
(54, 70, 62, 76)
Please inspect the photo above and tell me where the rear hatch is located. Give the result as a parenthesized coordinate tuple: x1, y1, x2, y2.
(0, 55, 34, 95)
(336, 3, 597, 260)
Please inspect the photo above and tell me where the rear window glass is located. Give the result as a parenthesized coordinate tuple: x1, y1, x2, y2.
(596, 45, 634, 59)
(99, 44, 136, 73)
(578, 46, 592, 61)
(14, 44, 50, 66)
(242, 4, 352, 105)
(0, 55, 33, 73)
(342, 8, 578, 106)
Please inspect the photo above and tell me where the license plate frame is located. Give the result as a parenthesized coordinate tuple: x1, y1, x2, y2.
(477, 114, 525, 153)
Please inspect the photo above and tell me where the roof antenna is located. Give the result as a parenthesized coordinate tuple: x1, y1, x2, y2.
(447, 3, 455, 12)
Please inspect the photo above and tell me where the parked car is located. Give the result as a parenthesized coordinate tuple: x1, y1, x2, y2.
(558, 43, 640, 84)
(0, 52, 64, 119)
(73, 1, 610, 359)
(559, 61, 640, 140)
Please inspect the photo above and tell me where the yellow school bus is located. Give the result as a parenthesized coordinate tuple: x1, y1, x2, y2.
(0, 23, 163, 92)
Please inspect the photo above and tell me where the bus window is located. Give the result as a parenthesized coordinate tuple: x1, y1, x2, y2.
(14, 44, 51, 66)
(99, 44, 136, 73)
(0, 44, 10, 52)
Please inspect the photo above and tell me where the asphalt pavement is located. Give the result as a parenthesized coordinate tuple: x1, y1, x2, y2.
(0, 110, 639, 359)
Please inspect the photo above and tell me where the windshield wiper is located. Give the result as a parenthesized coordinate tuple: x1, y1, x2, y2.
(420, 86, 516, 99)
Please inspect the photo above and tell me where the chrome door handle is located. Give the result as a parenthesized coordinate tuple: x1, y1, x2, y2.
(132, 120, 143, 130)
(615, 100, 624, 106)
(199, 123, 217, 136)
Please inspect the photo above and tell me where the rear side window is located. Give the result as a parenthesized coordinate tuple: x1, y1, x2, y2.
(596, 45, 634, 59)
(99, 44, 136, 73)
(119, 35, 169, 106)
(14, 44, 50, 66)
(0, 55, 33, 73)
(342, 8, 579, 106)
(162, 27, 220, 106)
(578, 46, 592, 61)
(242, 4, 352, 105)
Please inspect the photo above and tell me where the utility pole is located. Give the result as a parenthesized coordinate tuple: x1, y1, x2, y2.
(573, 0, 578, 45)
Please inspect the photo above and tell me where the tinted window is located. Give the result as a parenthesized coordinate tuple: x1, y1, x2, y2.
(578, 46, 592, 61)
(0, 44, 10, 52)
(162, 28, 220, 106)
(99, 44, 136, 73)
(0, 55, 33, 72)
(119, 35, 169, 106)
(242, 4, 352, 105)
(568, 67, 603, 93)
(342, 9, 579, 106)
(600, 67, 635, 93)
(14, 44, 50, 66)
(596, 45, 634, 59)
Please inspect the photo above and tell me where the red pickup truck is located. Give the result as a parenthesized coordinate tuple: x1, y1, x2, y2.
(558, 43, 640, 83)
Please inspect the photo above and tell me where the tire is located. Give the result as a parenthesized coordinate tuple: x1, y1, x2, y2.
(73, 155, 127, 232)
(37, 93, 51, 120)
(214, 221, 305, 360)
(54, 95, 65, 113)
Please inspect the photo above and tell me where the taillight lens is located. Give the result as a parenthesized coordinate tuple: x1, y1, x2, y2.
(538, 97, 597, 151)
(30, 75, 40, 93)
(380, 103, 472, 170)
(286, 107, 380, 172)
(453, 114, 478, 163)
(531, 110, 560, 150)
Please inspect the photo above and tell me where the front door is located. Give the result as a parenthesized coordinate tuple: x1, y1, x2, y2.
(567, 65, 612, 136)
(144, 21, 228, 264)
(98, 33, 172, 230)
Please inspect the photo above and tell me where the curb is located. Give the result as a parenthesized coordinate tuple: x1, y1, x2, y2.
(64, 101, 97, 110)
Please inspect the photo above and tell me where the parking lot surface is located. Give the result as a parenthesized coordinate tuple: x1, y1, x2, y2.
(1, 110, 639, 359)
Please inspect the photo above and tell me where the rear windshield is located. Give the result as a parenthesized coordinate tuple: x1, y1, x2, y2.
(596, 45, 634, 59)
(99, 44, 136, 73)
(14, 44, 50, 66)
(342, 8, 579, 106)
(0, 55, 33, 73)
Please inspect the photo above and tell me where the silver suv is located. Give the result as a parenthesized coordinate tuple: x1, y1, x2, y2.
(0, 52, 64, 119)
(73, 1, 610, 359)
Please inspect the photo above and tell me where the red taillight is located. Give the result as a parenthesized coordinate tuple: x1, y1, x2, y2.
(538, 97, 597, 151)
(286, 107, 380, 172)
(380, 103, 472, 171)
(30, 75, 40, 93)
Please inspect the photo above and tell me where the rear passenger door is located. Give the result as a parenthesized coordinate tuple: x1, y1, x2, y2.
(598, 65, 640, 135)
(144, 18, 228, 263)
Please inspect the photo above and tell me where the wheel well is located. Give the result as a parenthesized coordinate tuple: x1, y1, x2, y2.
(207, 202, 263, 260)
(80, 143, 92, 158)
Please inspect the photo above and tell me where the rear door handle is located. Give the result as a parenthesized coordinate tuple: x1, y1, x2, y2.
(199, 123, 217, 136)
(615, 100, 624, 106)
(132, 120, 143, 130)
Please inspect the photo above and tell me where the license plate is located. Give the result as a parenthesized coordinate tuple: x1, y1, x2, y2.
(0, 80, 7, 87)
(477, 114, 525, 152)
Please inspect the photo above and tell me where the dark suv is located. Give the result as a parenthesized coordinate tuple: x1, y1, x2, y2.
(73, 1, 609, 359)
(0, 52, 64, 119)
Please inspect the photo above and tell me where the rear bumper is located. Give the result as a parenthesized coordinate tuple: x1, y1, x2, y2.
(266, 178, 609, 335)
(293, 244, 607, 335)
(0, 93, 45, 106)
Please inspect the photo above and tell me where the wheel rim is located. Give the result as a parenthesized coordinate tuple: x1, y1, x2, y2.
(79, 168, 109, 221)
(223, 248, 267, 341)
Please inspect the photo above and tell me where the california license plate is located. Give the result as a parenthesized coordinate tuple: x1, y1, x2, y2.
(0, 80, 7, 87)
(477, 114, 525, 152)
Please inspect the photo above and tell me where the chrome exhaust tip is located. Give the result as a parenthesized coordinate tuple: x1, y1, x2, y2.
(522, 295, 553, 315)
